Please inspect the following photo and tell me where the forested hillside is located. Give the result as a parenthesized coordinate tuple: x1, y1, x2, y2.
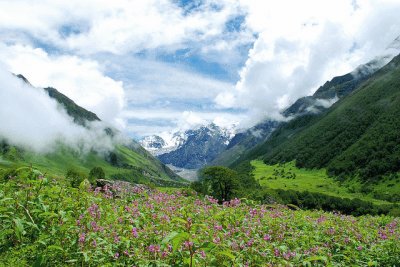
(234, 54, 400, 183)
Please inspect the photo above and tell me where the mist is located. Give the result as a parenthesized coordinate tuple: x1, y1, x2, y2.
(0, 66, 117, 154)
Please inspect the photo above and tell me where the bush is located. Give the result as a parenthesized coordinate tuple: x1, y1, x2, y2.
(89, 167, 105, 185)
(66, 169, 85, 188)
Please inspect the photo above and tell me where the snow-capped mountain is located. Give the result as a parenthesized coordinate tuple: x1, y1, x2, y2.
(140, 131, 187, 156)
(140, 123, 236, 169)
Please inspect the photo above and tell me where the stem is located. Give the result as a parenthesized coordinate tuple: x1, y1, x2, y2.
(18, 203, 35, 225)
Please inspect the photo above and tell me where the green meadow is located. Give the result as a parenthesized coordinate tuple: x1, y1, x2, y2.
(251, 160, 399, 205)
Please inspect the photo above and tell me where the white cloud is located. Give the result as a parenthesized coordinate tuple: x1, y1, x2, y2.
(0, 0, 241, 55)
(108, 56, 235, 104)
(0, 44, 125, 128)
(0, 65, 115, 153)
(216, 0, 400, 122)
(122, 108, 246, 137)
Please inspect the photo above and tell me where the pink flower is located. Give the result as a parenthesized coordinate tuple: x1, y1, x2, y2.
(357, 245, 363, 251)
(213, 237, 221, 244)
(183, 240, 193, 250)
(199, 250, 206, 259)
(214, 225, 223, 231)
(263, 234, 271, 241)
(78, 233, 85, 244)
(274, 248, 280, 257)
(148, 245, 160, 253)
(132, 227, 139, 238)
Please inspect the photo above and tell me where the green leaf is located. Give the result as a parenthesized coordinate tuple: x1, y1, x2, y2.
(199, 242, 216, 252)
(13, 218, 25, 239)
(162, 231, 179, 244)
(46, 245, 64, 252)
(218, 250, 236, 260)
(305, 256, 328, 262)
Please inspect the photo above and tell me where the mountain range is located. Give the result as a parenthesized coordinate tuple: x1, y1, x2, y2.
(143, 40, 399, 171)
(141, 123, 235, 169)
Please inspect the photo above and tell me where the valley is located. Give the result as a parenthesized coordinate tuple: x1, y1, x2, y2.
(1, 2, 400, 265)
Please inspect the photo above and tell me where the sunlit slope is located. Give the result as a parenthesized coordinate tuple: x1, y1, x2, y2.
(0, 143, 185, 185)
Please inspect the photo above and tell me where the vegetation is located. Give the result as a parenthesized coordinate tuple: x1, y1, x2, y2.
(0, 143, 186, 188)
(259, 54, 400, 182)
(66, 169, 86, 188)
(192, 165, 261, 203)
(251, 160, 400, 205)
(1, 170, 399, 266)
(88, 166, 105, 185)
(194, 166, 240, 202)
(230, 55, 400, 188)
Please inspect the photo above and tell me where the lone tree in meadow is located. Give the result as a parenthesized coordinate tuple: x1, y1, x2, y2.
(198, 166, 239, 202)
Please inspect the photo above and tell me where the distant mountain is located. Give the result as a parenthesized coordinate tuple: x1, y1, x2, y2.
(1, 75, 185, 185)
(140, 132, 186, 156)
(283, 36, 400, 117)
(156, 123, 235, 169)
(235, 53, 400, 184)
(44, 87, 100, 126)
(211, 120, 279, 166)
(220, 37, 400, 168)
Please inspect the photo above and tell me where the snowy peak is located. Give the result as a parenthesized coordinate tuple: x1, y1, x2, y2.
(140, 135, 166, 150)
(140, 123, 237, 169)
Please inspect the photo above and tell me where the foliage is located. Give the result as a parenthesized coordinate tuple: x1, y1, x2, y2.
(1, 172, 399, 266)
(251, 160, 400, 205)
(88, 166, 105, 185)
(198, 166, 240, 202)
(66, 169, 86, 188)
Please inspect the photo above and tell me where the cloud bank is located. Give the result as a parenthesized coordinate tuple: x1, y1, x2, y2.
(0, 66, 115, 153)
(216, 0, 400, 123)
(0, 44, 125, 129)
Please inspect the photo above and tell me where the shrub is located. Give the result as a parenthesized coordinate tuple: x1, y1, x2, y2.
(88, 166, 105, 185)
(66, 169, 85, 188)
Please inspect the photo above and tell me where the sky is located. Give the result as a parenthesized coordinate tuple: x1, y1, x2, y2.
(0, 0, 400, 139)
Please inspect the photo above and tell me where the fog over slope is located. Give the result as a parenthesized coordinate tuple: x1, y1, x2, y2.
(0, 66, 117, 153)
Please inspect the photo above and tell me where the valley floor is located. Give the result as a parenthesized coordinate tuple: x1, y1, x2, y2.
(251, 160, 400, 205)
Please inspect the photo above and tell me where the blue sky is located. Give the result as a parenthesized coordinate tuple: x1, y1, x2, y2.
(0, 0, 399, 139)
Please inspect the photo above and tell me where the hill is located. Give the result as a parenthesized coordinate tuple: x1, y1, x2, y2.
(235, 54, 400, 185)
(214, 56, 384, 168)
(0, 75, 185, 186)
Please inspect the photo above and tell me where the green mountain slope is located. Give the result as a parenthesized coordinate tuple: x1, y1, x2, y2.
(238, 54, 400, 183)
(0, 75, 185, 185)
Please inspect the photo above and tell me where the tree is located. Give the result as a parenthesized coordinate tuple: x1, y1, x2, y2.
(198, 166, 239, 202)
(89, 167, 105, 185)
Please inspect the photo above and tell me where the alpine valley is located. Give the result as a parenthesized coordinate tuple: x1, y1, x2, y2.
(1, 2, 400, 266)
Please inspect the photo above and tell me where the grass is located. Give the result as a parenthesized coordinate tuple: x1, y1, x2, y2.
(0, 144, 187, 186)
(251, 160, 399, 205)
